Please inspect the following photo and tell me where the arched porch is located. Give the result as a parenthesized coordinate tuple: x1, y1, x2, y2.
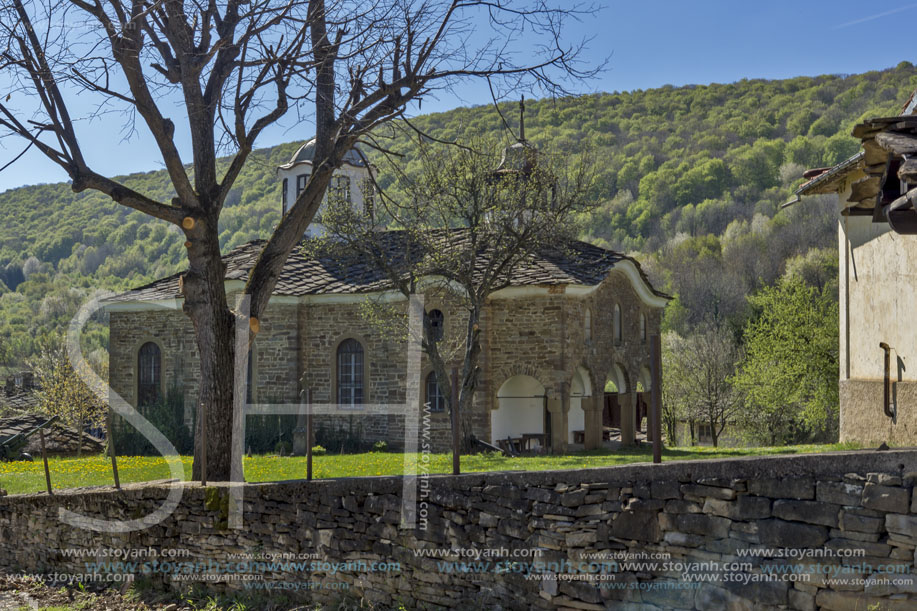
(492, 375, 548, 453)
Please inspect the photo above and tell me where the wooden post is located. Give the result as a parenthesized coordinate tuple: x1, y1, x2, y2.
(200, 402, 208, 486)
(451, 367, 460, 475)
(306, 389, 313, 481)
(650, 334, 663, 464)
(108, 410, 120, 490)
(39, 429, 52, 495)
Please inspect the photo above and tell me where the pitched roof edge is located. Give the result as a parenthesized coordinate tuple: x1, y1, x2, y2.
(794, 151, 864, 197)
(104, 236, 669, 306)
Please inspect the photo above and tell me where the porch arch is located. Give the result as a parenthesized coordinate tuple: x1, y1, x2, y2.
(492, 375, 547, 448)
(568, 365, 593, 444)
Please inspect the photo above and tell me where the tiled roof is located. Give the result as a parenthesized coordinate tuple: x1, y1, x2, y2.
(0, 413, 104, 456)
(106, 231, 668, 303)
(0, 389, 40, 413)
(794, 151, 864, 197)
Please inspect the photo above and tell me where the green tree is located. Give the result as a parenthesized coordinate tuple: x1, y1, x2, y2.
(732, 276, 838, 444)
(662, 324, 741, 447)
(28, 337, 108, 457)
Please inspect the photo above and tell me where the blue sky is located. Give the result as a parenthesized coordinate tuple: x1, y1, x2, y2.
(1, 1, 916, 192)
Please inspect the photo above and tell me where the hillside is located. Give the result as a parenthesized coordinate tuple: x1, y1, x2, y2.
(2, 61, 917, 366)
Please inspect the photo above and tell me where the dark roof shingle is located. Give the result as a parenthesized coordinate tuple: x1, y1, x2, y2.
(107, 231, 667, 303)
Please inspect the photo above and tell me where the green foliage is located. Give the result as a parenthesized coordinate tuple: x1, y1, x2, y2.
(314, 416, 369, 453)
(732, 276, 839, 444)
(244, 414, 297, 454)
(311, 444, 327, 456)
(114, 383, 194, 455)
(372, 440, 388, 452)
(0, 64, 913, 386)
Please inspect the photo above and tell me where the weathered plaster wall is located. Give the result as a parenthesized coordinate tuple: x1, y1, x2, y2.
(840, 380, 917, 447)
(841, 214, 917, 382)
(1, 451, 915, 610)
(838, 183, 917, 444)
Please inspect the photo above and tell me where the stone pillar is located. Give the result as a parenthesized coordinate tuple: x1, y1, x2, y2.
(584, 394, 603, 450)
(619, 392, 635, 445)
(547, 397, 566, 453)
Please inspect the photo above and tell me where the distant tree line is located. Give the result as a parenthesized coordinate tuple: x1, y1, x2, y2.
(1, 63, 914, 445)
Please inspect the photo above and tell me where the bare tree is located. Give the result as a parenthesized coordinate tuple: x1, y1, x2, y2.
(0, 0, 597, 479)
(318, 135, 596, 449)
(664, 323, 741, 447)
(660, 330, 687, 445)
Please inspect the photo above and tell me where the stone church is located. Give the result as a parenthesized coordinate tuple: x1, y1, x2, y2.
(106, 139, 668, 453)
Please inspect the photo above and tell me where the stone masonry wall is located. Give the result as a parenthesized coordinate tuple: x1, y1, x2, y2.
(1, 450, 915, 610)
(108, 270, 663, 453)
(109, 304, 300, 431)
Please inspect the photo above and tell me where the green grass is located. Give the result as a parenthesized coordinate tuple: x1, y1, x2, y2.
(0, 443, 860, 496)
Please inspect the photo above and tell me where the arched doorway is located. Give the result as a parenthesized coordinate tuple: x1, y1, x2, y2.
(602, 364, 636, 444)
(569, 366, 593, 445)
(493, 375, 546, 450)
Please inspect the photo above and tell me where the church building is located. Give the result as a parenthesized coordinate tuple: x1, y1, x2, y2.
(105, 139, 668, 454)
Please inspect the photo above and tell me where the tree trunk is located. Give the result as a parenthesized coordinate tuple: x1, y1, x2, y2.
(183, 213, 238, 482)
(665, 414, 677, 446)
(458, 307, 482, 452)
(76, 414, 84, 458)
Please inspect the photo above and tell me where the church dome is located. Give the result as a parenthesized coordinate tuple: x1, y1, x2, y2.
(493, 140, 539, 176)
(279, 138, 367, 170)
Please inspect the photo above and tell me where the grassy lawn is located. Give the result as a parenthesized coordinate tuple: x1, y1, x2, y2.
(0, 443, 860, 496)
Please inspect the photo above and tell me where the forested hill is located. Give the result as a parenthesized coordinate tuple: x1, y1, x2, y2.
(2, 62, 917, 365)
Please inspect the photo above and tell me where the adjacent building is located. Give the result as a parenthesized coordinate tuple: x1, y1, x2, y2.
(792, 93, 917, 446)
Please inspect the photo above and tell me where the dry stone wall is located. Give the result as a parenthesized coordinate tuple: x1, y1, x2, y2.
(1, 450, 916, 610)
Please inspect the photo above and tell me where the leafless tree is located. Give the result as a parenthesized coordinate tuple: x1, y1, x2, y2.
(318, 135, 596, 449)
(0, 0, 598, 479)
(664, 323, 741, 447)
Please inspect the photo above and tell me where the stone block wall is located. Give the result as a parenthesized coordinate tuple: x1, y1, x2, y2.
(109, 304, 300, 435)
(1, 450, 915, 610)
(108, 271, 665, 453)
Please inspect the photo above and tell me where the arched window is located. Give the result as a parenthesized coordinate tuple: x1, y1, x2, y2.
(137, 342, 162, 407)
(640, 313, 647, 343)
(584, 307, 592, 341)
(426, 309, 444, 343)
(361, 178, 375, 219)
(613, 304, 622, 344)
(337, 339, 364, 407)
(425, 372, 446, 412)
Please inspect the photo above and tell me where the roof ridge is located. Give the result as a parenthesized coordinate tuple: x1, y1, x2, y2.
(105, 232, 665, 303)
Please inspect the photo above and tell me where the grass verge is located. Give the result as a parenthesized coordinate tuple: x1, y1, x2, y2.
(0, 443, 861, 495)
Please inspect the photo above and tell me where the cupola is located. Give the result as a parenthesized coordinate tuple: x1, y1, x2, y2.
(277, 139, 375, 237)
